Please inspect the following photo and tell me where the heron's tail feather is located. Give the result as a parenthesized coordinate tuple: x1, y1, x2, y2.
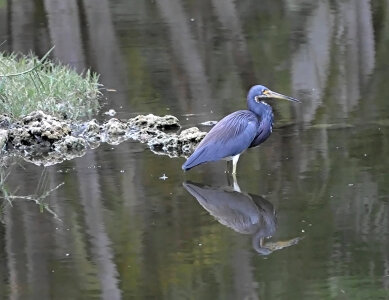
(182, 148, 207, 171)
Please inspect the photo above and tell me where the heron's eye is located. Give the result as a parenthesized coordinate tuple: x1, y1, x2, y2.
(262, 89, 271, 96)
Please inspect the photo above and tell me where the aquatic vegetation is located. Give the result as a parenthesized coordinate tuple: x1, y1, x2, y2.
(0, 48, 101, 120)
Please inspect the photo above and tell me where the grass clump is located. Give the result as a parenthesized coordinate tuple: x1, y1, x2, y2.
(0, 48, 101, 120)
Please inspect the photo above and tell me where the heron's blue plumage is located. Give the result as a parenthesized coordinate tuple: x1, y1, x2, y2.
(249, 104, 273, 148)
(182, 111, 259, 170)
(182, 85, 298, 172)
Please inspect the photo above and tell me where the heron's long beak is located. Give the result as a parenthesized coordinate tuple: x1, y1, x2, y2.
(262, 90, 301, 103)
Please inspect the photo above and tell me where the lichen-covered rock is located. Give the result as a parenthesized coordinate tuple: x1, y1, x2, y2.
(54, 136, 87, 153)
(129, 114, 180, 131)
(178, 127, 206, 155)
(148, 131, 175, 150)
(88, 139, 101, 150)
(80, 119, 101, 139)
(104, 134, 130, 146)
(8, 127, 32, 147)
(0, 129, 8, 150)
(102, 118, 128, 136)
(22, 111, 71, 138)
(148, 127, 206, 157)
(9, 110, 71, 147)
(14, 134, 87, 166)
(128, 127, 158, 144)
(0, 115, 11, 129)
(4, 111, 203, 165)
(179, 127, 206, 144)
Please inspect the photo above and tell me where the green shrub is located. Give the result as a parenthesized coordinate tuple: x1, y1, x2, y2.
(0, 48, 101, 120)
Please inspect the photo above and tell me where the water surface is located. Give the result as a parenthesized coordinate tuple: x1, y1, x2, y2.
(1, 0, 389, 299)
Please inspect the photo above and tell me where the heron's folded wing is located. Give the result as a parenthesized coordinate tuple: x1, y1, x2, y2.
(183, 111, 258, 170)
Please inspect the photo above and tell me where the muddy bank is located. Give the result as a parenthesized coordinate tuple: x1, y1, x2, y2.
(0, 111, 207, 166)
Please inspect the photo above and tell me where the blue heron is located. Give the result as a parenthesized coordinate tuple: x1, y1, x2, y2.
(182, 85, 300, 173)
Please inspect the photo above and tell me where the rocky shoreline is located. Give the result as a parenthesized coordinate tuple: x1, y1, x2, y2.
(0, 111, 207, 166)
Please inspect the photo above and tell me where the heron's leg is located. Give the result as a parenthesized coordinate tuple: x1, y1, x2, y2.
(225, 169, 241, 192)
(232, 173, 241, 192)
(232, 154, 240, 174)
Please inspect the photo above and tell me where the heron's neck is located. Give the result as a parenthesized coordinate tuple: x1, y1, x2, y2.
(248, 101, 273, 125)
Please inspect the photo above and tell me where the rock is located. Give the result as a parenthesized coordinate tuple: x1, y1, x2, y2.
(4, 110, 202, 165)
(128, 127, 158, 144)
(88, 139, 101, 150)
(148, 127, 206, 157)
(200, 121, 218, 126)
(104, 109, 117, 116)
(129, 114, 180, 131)
(178, 127, 206, 155)
(126, 114, 181, 148)
(8, 127, 33, 147)
(100, 118, 130, 145)
(21, 136, 88, 166)
(0, 115, 11, 129)
(9, 110, 71, 147)
(148, 131, 178, 156)
(102, 118, 128, 136)
(104, 134, 129, 146)
(54, 136, 87, 153)
(80, 119, 101, 139)
(0, 129, 8, 150)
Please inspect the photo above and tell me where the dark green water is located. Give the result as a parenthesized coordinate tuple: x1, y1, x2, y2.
(1, 0, 389, 299)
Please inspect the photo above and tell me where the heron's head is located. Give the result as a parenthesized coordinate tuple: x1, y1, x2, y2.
(247, 85, 300, 105)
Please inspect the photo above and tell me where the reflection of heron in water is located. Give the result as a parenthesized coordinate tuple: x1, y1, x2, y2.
(183, 180, 302, 255)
